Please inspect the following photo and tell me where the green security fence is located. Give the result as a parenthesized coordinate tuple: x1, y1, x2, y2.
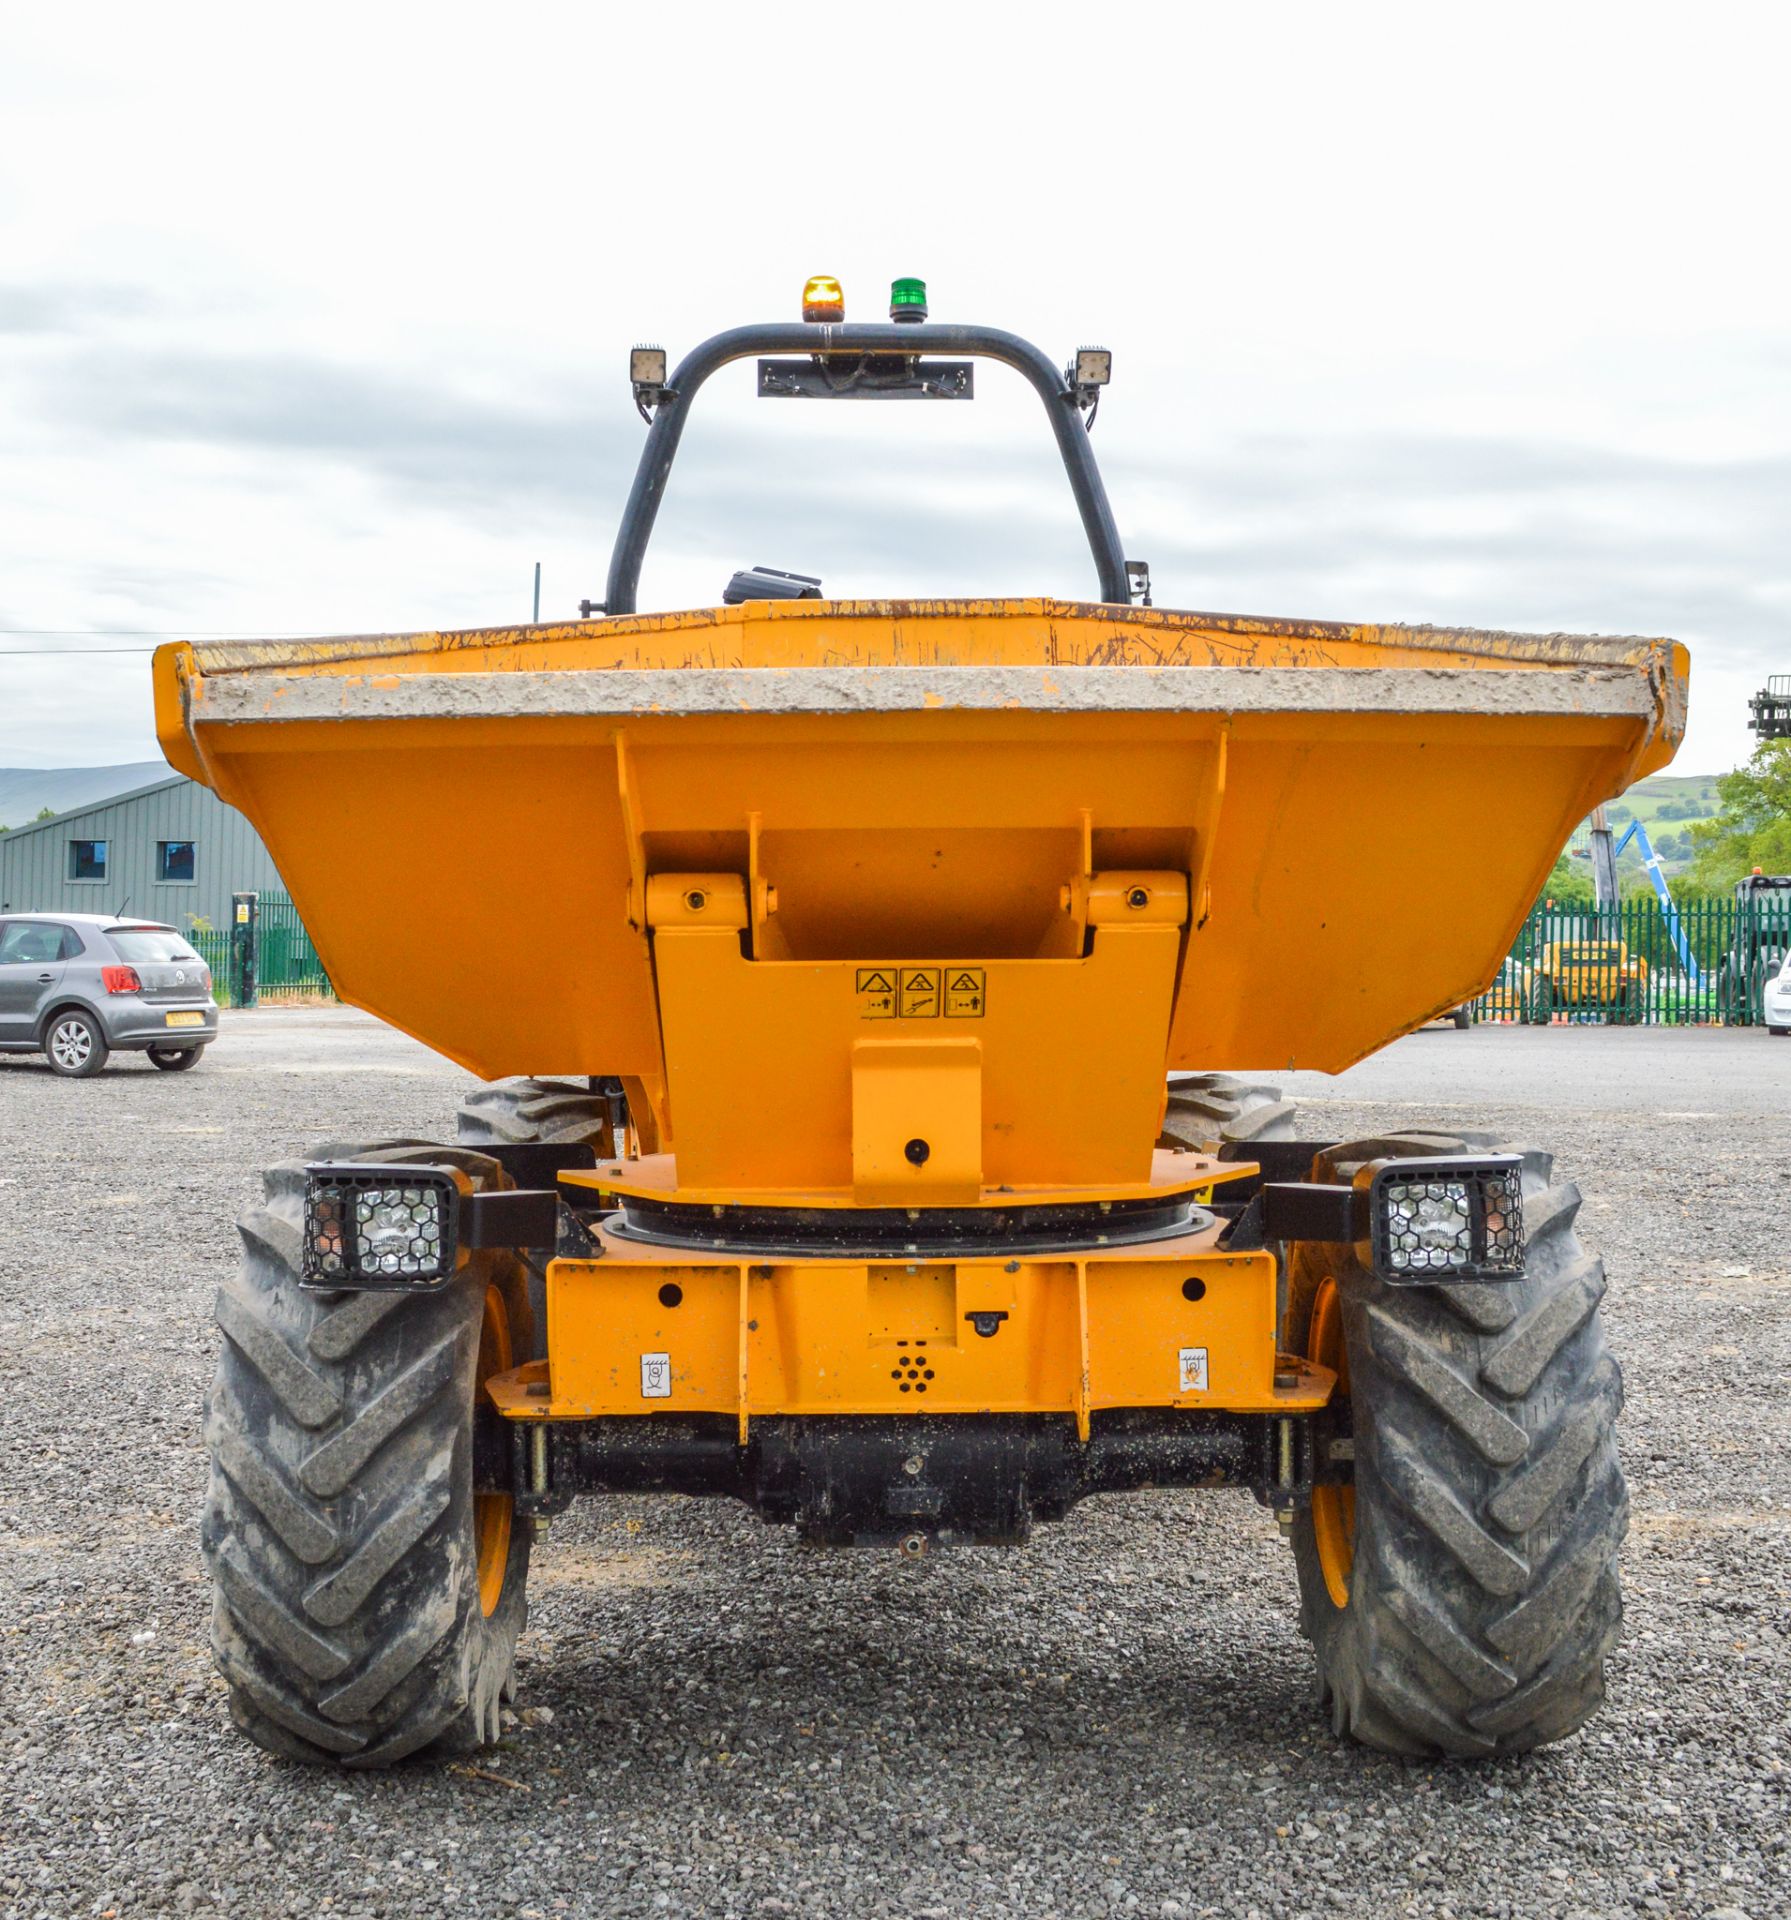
(180, 891, 1786, 1025)
(1471, 896, 1791, 1026)
(257, 891, 334, 1002)
(188, 925, 231, 994)
(188, 891, 335, 1006)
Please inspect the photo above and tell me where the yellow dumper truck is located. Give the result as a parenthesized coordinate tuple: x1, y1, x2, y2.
(155, 280, 1687, 1768)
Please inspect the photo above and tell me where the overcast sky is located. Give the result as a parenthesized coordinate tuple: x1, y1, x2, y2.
(2, 5, 1786, 775)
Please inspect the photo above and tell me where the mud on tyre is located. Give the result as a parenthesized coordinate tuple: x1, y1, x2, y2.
(202, 1141, 531, 1766)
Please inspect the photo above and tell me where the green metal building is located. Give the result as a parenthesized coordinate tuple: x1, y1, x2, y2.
(0, 773, 284, 934)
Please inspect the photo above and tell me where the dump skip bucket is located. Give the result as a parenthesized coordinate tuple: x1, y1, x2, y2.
(156, 597, 1685, 1186)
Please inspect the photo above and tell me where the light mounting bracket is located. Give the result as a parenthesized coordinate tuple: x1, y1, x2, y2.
(757, 356, 974, 401)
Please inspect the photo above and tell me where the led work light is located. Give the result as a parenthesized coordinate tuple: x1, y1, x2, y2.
(303, 1164, 467, 1288)
(1361, 1156, 1525, 1282)
(630, 345, 669, 423)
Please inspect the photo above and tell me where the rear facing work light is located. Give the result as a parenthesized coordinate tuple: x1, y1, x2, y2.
(888, 276, 927, 322)
(303, 1163, 467, 1289)
(801, 274, 844, 323)
(100, 965, 142, 994)
(1360, 1155, 1525, 1282)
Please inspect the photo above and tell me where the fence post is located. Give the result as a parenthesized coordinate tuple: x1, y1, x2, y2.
(232, 892, 260, 1009)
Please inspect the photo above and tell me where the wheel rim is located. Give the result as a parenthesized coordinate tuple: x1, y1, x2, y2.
(474, 1283, 514, 1618)
(51, 1020, 91, 1070)
(1309, 1276, 1356, 1609)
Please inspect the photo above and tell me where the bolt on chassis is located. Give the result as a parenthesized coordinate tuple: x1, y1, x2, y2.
(156, 278, 1688, 1767)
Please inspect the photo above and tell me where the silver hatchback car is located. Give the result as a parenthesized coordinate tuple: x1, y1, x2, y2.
(0, 913, 220, 1077)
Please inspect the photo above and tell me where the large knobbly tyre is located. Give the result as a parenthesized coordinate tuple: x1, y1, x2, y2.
(457, 1079, 616, 1356)
(457, 1077, 615, 1148)
(1290, 1133, 1627, 1757)
(202, 1142, 532, 1767)
(1158, 1072, 1298, 1152)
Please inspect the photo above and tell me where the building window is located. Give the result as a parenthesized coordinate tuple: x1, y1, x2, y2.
(158, 840, 196, 883)
(69, 839, 108, 882)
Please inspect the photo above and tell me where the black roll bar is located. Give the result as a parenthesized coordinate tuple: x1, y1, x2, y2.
(602, 322, 1132, 616)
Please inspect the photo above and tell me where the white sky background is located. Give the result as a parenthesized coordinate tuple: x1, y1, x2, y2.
(1, 3, 1786, 774)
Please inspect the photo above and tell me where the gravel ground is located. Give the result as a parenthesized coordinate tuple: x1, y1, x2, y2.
(1, 1014, 1787, 1920)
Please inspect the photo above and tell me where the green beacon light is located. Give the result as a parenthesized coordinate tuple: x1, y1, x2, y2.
(889, 276, 928, 324)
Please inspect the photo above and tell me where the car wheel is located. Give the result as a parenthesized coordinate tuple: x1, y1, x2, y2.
(149, 1045, 206, 1071)
(45, 1011, 109, 1078)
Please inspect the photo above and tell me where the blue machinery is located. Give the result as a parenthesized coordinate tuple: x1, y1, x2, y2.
(1587, 809, 1704, 986)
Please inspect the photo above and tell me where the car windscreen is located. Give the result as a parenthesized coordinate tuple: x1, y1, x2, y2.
(107, 927, 199, 964)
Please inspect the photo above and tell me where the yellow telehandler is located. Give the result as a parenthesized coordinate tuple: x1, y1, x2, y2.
(156, 277, 1686, 1767)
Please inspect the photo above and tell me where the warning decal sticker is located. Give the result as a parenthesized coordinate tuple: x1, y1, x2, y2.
(855, 968, 897, 1018)
(1178, 1347, 1209, 1393)
(857, 965, 986, 1018)
(944, 969, 986, 1018)
(641, 1353, 672, 1399)
(898, 968, 941, 1019)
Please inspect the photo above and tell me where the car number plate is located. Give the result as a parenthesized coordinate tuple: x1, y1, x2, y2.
(164, 1011, 205, 1028)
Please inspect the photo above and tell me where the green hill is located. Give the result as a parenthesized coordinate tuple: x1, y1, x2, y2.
(1605, 773, 1722, 830)
(1560, 774, 1723, 884)
(0, 763, 166, 830)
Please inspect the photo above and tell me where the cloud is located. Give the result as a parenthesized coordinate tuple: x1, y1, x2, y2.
(0, 282, 154, 336)
(5, 329, 1783, 770)
(1111, 432, 1791, 674)
(35, 333, 1786, 611)
(33, 344, 626, 523)
(27, 336, 1095, 574)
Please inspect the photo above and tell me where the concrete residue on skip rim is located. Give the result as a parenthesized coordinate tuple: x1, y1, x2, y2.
(175, 598, 1683, 680)
(204, 663, 1662, 725)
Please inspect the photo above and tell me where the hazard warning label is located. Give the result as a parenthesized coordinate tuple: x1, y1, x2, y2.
(944, 969, 987, 1018)
(855, 968, 897, 1018)
(899, 968, 941, 1019)
(857, 965, 982, 1019)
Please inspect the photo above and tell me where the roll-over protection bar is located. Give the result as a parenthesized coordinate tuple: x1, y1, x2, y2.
(603, 322, 1132, 616)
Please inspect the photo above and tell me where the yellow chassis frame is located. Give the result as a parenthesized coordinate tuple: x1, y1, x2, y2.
(487, 1205, 1335, 1444)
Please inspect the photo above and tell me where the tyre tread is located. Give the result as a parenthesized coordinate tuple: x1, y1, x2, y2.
(1293, 1131, 1627, 1757)
(1158, 1074, 1299, 1152)
(202, 1142, 529, 1767)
